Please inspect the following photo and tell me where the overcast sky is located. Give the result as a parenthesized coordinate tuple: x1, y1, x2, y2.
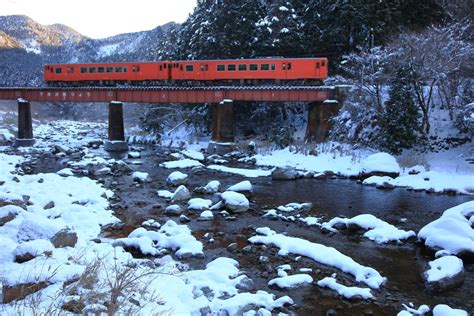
(0, 0, 197, 38)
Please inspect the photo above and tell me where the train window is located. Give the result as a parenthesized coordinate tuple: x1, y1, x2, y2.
(132, 66, 138, 72)
(282, 64, 286, 70)
(98, 67, 105, 73)
(89, 67, 96, 73)
(260, 64, 269, 71)
(186, 65, 194, 72)
(238, 64, 247, 71)
(115, 67, 122, 73)
(205, 64, 209, 71)
(67, 67, 73, 74)
(316, 62, 320, 69)
(228, 64, 236, 71)
(160, 65, 163, 71)
(287, 63, 292, 70)
(321, 60, 326, 67)
(80, 67, 87, 73)
(180, 65, 183, 71)
(123, 67, 128, 73)
(250, 64, 258, 71)
(106, 67, 114, 73)
(271, 64, 275, 70)
(217, 65, 225, 71)
(55, 68, 62, 74)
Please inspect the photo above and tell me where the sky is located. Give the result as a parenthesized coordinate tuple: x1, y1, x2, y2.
(0, 0, 197, 38)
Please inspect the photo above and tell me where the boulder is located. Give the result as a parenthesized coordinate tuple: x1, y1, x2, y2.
(14, 239, 55, 263)
(50, 228, 78, 248)
(0, 205, 22, 226)
(424, 256, 465, 292)
(171, 185, 191, 202)
(188, 198, 213, 212)
(166, 171, 189, 186)
(194, 180, 221, 194)
(221, 191, 249, 213)
(360, 153, 400, 179)
(165, 204, 184, 216)
(111, 161, 133, 174)
(272, 166, 297, 180)
(226, 180, 253, 197)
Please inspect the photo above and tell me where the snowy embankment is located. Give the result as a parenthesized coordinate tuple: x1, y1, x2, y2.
(251, 146, 473, 195)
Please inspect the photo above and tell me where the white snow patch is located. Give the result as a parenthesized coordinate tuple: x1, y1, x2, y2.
(268, 274, 313, 288)
(160, 159, 203, 169)
(208, 165, 271, 178)
(317, 277, 373, 299)
(425, 256, 464, 283)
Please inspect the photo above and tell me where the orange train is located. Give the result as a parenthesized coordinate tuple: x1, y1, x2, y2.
(44, 57, 328, 86)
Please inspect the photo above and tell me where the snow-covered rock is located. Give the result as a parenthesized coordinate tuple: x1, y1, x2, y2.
(181, 149, 205, 161)
(171, 185, 191, 202)
(194, 180, 221, 194)
(188, 198, 213, 212)
(14, 239, 55, 262)
(424, 256, 464, 291)
(165, 204, 184, 216)
(268, 274, 313, 289)
(432, 304, 468, 316)
(226, 180, 253, 197)
(157, 190, 173, 199)
(199, 210, 214, 220)
(160, 159, 203, 169)
(317, 277, 373, 299)
(271, 166, 297, 180)
(360, 153, 400, 178)
(322, 214, 416, 244)
(132, 171, 149, 182)
(221, 191, 250, 213)
(418, 201, 474, 256)
(166, 171, 188, 186)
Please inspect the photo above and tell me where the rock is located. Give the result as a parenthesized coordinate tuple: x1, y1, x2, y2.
(221, 191, 250, 213)
(166, 171, 189, 186)
(0, 193, 25, 209)
(359, 153, 400, 179)
(165, 204, 184, 216)
(0, 205, 21, 226)
(194, 180, 221, 194)
(179, 215, 191, 223)
(43, 201, 55, 210)
(272, 166, 297, 180)
(171, 185, 191, 202)
(52, 144, 70, 155)
(242, 245, 253, 253)
(226, 180, 253, 197)
(111, 161, 133, 174)
(376, 181, 395, 190)
(82, 304, 108, 315)
(236, 276, 255, 291)
(2, 282, 48, 304)
(198, 210, 214, 221)
(424, 256, 465, 292)
(188, 198, 213, 211)
(132, 171, 149, 183)
(128, 151, 141, 158)
(227, 243, 238, 252)
(14, 239, 55, 263)
(50, 228, 78, 248)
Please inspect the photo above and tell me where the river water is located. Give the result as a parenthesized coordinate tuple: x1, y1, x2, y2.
(29, 146, 474, 315)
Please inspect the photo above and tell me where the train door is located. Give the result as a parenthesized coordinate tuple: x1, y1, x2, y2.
(199, 63, 208, 80)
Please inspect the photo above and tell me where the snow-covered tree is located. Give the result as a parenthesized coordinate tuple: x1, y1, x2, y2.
(380, 66, 421, 154)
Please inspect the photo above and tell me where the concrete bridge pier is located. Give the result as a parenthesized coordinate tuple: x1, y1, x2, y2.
(104, 101, 129, 152)
(14, 99, 35, 147)
(208, 99, 235, 154)
(305, 100, 341, 143)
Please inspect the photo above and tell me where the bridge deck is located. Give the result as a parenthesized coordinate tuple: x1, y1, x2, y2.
(0, 86, 334, 103)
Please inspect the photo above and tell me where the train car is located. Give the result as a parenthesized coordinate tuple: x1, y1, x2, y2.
(172, 58, 328, 84)
(44, 61, 170, 86)
(44, 57, 328, 86)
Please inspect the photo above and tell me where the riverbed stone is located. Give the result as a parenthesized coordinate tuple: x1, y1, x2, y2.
(50, 228, 78, 248)
(166, 171, 189, 186)
(165, 204, 184, 216)
(221, 191, 249, 213)
(272, 166, 297, 180)
(171, 185, 191, 202)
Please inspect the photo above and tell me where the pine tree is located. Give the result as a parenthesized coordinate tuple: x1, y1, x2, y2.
(380, 66, 421, 154)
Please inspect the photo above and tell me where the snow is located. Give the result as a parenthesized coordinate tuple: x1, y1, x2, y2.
(208, 165, 272, 177)
(157, 189, 173, 199)
(418, 201, 474, 255)
(249, 227, 386, 289)
(126, 220, 203, 258)
(299, 216, 322, 226)
(425, 256, 464, 283)
(317, 277, 373, 299)
(361, 152, 400, 175)
(160, 158, 203, 169)
(221, 191, 250, 209)
(128, 151, 141, 158)
(166, 171, 188, 183)
(398, 304, 431, 315)
(268, 274, 313, 288)
(132, 171, 148, 182)
(432, 304, 468, 316)
(322, 214, 416, 244)
(56, 168, 74, 177)
(203, 180, 221, 193)
(14, 239, 55, 258)
(188, 198, 213, 211)
(181, 149, 205, 161)
(113, 236, 158, 256)
(226, 180, 253, 193)
(200, 210, 214, 219)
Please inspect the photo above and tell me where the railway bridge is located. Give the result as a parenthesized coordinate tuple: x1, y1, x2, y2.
(0, 85, 347, 152)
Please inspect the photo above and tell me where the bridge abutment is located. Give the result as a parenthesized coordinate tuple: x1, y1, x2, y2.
(14, 99, 35, 147)
(305, 100, 341, 142)
(208, 99, 235, 154)
(104, 101, 129, 152)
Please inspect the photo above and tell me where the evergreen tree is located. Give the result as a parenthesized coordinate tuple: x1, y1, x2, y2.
(380, 66, 421, 154)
